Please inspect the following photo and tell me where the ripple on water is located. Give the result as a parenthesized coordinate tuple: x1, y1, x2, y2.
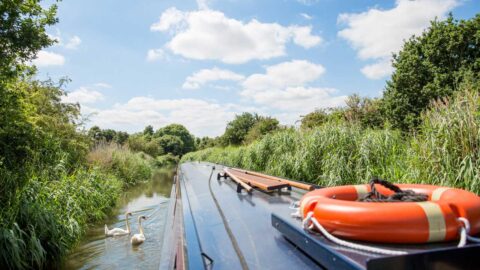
(62, 170, 173, 270)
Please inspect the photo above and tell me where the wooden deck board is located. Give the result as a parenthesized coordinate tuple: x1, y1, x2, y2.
(225, 168, 290, 192)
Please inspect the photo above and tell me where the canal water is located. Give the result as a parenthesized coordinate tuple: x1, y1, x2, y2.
(62, 169, 174, 270)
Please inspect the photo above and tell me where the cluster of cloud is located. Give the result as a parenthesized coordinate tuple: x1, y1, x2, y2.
(58, 0, 465, 137)
(180, 60, 346, 116)
(146, 48, 165, 62)
(241, 60, 345, 112)
(83, 97, 243, 137)
(62, 85, 108, 104)
(149, 7, 322, 64)
(182, 67, 244, 89)
(32, 51, 66, 67)
(338, 0, 458, 79)
(33, 32, 82, 67)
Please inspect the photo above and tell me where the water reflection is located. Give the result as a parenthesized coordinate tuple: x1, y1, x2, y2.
(62, 169, 174, 270)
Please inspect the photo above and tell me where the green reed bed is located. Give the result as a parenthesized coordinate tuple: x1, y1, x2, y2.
(0, 144, 155, 269)
(182, 89, 480, 194)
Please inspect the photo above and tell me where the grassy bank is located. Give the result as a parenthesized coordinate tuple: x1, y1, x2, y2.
(0, 143, 155, 269)
(182, 89, 480, 194)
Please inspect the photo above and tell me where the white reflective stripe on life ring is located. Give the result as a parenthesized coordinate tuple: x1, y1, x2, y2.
(353, 185, 369, 199)
(416, 201, 447, 242)
(431, 187, 451, 201)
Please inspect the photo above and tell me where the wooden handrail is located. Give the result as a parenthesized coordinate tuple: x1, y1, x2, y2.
(224, 168, 253, 193)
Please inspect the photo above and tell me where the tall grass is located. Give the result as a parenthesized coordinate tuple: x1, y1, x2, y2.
(87, 143, 152, 186)
(182, 88, 480, 194)
(1, 143, 155, 269)
(0, 168, 122, 269)
(406, 89, 480, 191)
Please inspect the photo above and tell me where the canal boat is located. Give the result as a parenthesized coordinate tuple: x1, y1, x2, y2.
(159, 162, 480, 270)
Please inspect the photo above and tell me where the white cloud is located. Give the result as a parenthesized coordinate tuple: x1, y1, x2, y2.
(300, 13, 313, 20)
(150, 7, 186, 32)
(338, 0, 458, 79)
(242, 60, 325, 95)
(86, 97, 239, 137)
(291, 26, 322, 48)
(361, 60, 394, 80)
(183, 67, 244, 89)
(151, 8, 322, 64)
(241, 60, 346, 113)
(94, 82, 112, 88)
(62, 87, 104, 104)
(65, 36, 81, 49)
(146, 48, 165, 62)
(32, 51, 65, 67)
(47, 31, 82, 50)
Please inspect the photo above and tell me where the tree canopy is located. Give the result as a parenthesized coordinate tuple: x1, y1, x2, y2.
(382, 14, 480, 130)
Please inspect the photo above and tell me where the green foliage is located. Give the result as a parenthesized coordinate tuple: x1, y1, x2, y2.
(300, 109, 330, 129)
(407, 87, 480, 191)
(143, 125, 154, 136)
(183, 124, 406, 186)
(0, 0, 58, 77)
(221, 112, 258, 145)
(244, 116, 279, 144)
(0, 1, 152, 268)
(300, 95, 383, 130)
(88, 126, 130, 145)
(183, 85, 480, 194)
(195, 136, 218, 150)
(0, 168, 122, 269)
(221, 113, 281, 146)
(154, 153, 180, 168)
(127, 134, 162, 157)
(155, 124, 195, 155)
(383, 14, 480, 130)
(87, 143, 153, 187)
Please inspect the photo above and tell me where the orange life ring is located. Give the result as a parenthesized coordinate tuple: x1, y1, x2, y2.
(299, 184, 480, 243)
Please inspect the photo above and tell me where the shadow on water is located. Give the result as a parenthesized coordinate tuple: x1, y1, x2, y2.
(62, 169, 174, 270)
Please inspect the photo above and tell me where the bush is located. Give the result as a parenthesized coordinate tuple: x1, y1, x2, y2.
(0, 168, 122, 269)
(88, 143, 152, 187)
(154, 153, 179, 168)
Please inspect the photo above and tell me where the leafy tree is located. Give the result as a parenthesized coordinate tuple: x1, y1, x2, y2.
(157, 134, 184, 156)
(143, 125, 154, 137)
(221, 112, 258, 145)
(244, 116, 279, 144)
(195, 136, 218, 150)
(0, 0, 58, 77)
(382, 14, 480, 130)
(343, 94, 384, 129)
(300, 109, 330, 129)
(88, 126, 129, 145)
(155, 124, 195, 155)
(127, 134, 163, 157)
(0, 0, 59, 207)
(114, 131, 129, 145)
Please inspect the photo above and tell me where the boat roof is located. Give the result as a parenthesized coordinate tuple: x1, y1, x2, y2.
(160, 162, 480, 270)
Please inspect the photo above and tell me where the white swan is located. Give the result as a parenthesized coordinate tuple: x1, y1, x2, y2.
(105, 212, 132, 237)
(131, 215, 147, 245)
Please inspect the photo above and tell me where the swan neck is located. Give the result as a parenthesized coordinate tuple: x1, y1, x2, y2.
(125, 214, 131, 232)
(138, 217, 145, 235)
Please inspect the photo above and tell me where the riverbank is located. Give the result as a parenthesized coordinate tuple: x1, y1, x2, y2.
(182, 89, 480, 194)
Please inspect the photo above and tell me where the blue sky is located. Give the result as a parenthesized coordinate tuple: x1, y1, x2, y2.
(35, 0, 479, 137)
